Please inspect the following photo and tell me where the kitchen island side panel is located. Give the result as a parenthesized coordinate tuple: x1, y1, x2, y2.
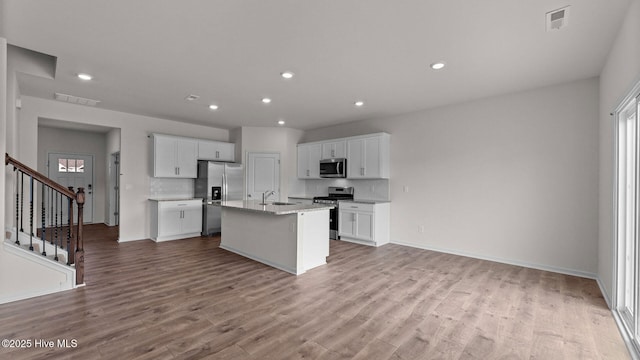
(220, 208, 299, 274)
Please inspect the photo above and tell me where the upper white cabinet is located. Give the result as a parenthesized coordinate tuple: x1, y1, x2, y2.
(347, 133, 390, 179)
(297, 143, 322, 179)
(321, 140, 347, 159)
(297, 133, 390, 180)
(152, 134, 198, 178)
(198, 140, 235, 162)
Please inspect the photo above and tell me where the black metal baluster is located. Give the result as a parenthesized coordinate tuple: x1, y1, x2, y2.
(58, 192, 63, 249)
(49, 189, 58, 261)
(15, 169, 20, 245)
(50, 187, 54, 244)
(66, 197, 72, 265)
(54, 190, 58, 248)
(20, 172, 24, 234)
(41, 183, 46, 256)
(29, 176, 34, 251)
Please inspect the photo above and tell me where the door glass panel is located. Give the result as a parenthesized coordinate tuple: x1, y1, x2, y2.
(58, 159, 68, 172)
(76, 159, 85, 173)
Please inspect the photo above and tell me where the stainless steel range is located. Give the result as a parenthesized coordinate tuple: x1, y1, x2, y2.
(313, 186, 354, 240)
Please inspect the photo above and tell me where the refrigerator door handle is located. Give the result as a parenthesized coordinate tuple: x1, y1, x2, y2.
(222, 173, 226, 201)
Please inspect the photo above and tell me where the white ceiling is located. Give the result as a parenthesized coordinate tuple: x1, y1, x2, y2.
(2, 0, 632, 131)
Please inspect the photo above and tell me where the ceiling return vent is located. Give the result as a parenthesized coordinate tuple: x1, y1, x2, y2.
(546, 6, 570, 31)
(54, 92, 100, 107)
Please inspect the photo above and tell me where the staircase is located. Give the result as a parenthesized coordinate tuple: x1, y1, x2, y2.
(2, 153, 85, 304)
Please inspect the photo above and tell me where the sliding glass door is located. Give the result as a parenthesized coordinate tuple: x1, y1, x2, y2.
(616, 90, 640, 350)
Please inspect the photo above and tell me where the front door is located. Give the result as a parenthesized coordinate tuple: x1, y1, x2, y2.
(246, 152, 280, 202)
(48, 153, 94, 223)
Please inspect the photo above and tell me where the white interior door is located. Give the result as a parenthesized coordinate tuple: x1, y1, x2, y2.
(48, 153, 94, 223)
(246, 152, 280, 202)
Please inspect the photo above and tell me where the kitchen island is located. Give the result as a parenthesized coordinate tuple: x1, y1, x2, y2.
(217, 200, 334, 275)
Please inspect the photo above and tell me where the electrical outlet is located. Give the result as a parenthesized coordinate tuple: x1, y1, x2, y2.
(403, 186, 409, 193)
(419, 225, 425, 233)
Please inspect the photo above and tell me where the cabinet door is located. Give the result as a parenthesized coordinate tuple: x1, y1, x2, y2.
(176, 139, 198, 177)
(217, 142, 235, 162)
(347, 138, 365, 178)
(362, 136, 381, 178)
(198, 140, 235, 162)
(154, 135, 179, 177)
(297, 145, 309, 178)
(297, 143, 322, 179)
(181, 207, 203, 234)
(338, 210, 356, 238)
(307, 143, 322, 178)
(321, 140, 347, 159)
(159, 207, 182, 237)
(355, 212, 374, 241)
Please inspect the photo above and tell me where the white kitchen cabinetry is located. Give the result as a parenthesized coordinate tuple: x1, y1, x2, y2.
(347, 133, 390, 179)
(152, 134, 198, 178)
(198, 140, 235, 162)
(150, 199, 202, 241)
(321, 140, 347, 159)
(297, 143, 322, 179)
(338, 201, 390, 246)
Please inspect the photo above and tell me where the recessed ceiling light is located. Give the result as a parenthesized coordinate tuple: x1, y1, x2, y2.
(209, 104, 219, 110)
(354, 101, 364, 107)
(430, 62, 446, 70)
(262, 98, 272, 104)
(77, 73, 93, 81)
(281, 71, 295, 79)
(277, 120, 285, 125)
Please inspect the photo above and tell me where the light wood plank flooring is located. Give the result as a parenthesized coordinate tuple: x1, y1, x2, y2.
(0, 224, 629, 359)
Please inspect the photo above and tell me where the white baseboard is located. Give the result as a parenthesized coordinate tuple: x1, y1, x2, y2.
(390, 239, 597, 279)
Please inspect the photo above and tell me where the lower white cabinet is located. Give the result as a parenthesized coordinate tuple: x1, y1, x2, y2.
(150, 199, 202, 241)
(338, 201, 390, 246)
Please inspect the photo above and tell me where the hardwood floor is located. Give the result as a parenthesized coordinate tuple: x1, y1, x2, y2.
(0, 224, 629, 359)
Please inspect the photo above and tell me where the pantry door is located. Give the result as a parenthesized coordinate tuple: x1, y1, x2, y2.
(48, 153, 94, 223)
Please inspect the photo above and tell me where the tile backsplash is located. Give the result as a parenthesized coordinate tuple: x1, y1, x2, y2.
(149, 178, 194, 199)
(304, 179, 390, 201)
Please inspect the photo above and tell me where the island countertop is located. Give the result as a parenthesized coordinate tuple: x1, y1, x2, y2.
(216, 200, 334, 215)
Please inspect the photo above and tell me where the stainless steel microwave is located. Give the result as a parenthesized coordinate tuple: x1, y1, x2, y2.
(320, 158, 347, 178)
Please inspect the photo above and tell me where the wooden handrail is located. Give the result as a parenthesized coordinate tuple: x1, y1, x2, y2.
(6, 153, 76, 199)
(6, 153, 85, 285)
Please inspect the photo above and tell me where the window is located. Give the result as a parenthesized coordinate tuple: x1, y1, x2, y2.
(615, 83, 640, 353)
(58, 158, 85, 173)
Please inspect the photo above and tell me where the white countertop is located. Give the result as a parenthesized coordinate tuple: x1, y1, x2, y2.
(148, 197, 202, 202)
(340, 199, 391, 204)
(216, 200, 334, 215)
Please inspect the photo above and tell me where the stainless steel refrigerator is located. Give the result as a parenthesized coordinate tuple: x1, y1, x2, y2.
(195, 160, 244, 235)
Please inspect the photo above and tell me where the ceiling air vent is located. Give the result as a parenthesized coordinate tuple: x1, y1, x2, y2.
(546, 6, 570, 31)
(54, 92, 100, 107)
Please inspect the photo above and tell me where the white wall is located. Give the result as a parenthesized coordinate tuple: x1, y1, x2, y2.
(18, 96, 229, 241)
(598, 0, 640, 303)
(305, 77, 600, 276)
(1, 38, 7, 237)
(37, 126, 108, 224)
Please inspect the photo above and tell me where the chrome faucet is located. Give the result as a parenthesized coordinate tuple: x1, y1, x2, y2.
(262, 190, 276, 204)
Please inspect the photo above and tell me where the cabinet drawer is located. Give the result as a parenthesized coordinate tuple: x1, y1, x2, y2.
(339, 202, 374, 212)
(159, 200, 202, 210)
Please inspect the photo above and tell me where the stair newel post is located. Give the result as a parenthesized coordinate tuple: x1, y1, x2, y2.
(14, 169, 20, 245)
(75, 187, 85, 285)
(41, 183, 46, 256)
(67, 186, 75, 265)
(29, 176, 34, 251)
